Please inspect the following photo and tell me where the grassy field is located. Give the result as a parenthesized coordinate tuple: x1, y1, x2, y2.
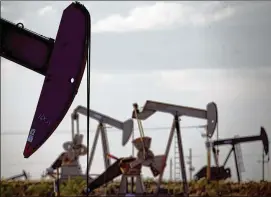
(1, 178, 271, 196)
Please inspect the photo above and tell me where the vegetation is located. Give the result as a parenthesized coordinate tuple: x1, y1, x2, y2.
(1, 177, 271, 196)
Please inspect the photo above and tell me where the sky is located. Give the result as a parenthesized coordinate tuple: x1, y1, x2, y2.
(1, 1, 271, 182)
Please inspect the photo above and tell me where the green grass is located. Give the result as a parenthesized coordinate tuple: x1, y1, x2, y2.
(1, 177, 271, 196)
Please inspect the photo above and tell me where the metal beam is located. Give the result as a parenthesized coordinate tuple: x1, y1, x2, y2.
(132, 100, 218, 138)
(73, 105, 134, 146)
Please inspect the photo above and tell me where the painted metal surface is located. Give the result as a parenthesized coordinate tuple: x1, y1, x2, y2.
(23, 2, 90, 158)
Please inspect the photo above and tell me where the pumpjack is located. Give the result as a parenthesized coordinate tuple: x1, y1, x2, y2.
(132, 100, 217, 197)
(194, 127, 270, 182)
(0, 2, 90, 158)
(43, 105, 134, 183)
(71, 105, 134, 177)
(83, 103, 166, 195)
(6, 170, 29, 181)
(83, 100, 218, 197)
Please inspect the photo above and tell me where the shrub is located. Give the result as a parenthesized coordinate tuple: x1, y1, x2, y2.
(0, 178, 271, 196)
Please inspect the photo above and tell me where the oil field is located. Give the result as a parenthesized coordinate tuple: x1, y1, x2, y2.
(1, 101, 270, 196)
(1, 1, 271, 197)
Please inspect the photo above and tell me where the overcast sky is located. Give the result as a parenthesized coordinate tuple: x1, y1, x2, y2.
(1, 1, 271, 182)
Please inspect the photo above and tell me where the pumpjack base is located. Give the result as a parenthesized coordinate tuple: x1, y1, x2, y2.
(57, 161, 93, 183)
(119, 174, 145, 194)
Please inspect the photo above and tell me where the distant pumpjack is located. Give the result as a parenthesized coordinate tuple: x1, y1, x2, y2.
(6, 170, 29, 181)
(194, 127, 269, 182)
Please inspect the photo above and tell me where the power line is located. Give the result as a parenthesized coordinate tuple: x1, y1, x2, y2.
(1, 125, 206, 135)
(3, 153, 264, 168)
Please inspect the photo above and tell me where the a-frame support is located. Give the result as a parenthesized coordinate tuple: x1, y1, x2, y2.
(88, 123, 111, 173)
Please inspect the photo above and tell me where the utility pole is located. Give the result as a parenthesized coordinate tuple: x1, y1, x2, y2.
(186, 148, 195, 181)
(257, 146, 269, 181)
(262, 147, 265, 181)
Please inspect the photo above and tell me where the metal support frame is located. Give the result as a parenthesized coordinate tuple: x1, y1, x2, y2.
(88, 123, 111, 173)
(133, 100, 218, 197)
(174, 133, 181, 181)
(174, 115, 188, 194)
(71, 105, 134, 176)
(212, 145, 241, 182)
(187, 148, 194, 181)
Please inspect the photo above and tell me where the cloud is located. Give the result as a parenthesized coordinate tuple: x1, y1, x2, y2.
(92, 1, 235, 33)
(37, 5, 55, 16)
(156, 68, 271, 101)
